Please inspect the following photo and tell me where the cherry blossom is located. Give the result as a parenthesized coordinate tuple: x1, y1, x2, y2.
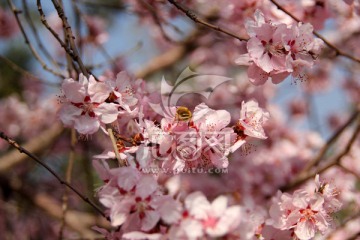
(59, 74, 118, 134)
(231, 100, 269, 152)
(96, 166, 181, 231)
(236, 10, 323, 85)
(268, 175, 342, 240)
(169, 191, 241, 238)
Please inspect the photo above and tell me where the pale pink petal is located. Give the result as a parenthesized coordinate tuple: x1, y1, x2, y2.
(181, 218, 204, 239)
(74, 115, 100, 134)
(154, 196, 182, 224)
(94, 103, 118, 124)
(235, 53, 252, 66)
(59, 104, 82, 126)
(88, 76, 112, 103)
(141, 210, 160, 231)
(135, 175, 158, 199)
(248, 38, 273, 73)
(123, 231, 162, 240)
(185, 191, 210, 219)
(211, 196, 228, 217)
(62, 78, 85, 103)
(116, 167, 141, 191)
(270, 71, 289, 84)
(295, 220, 316, 240)
(247, 64, 269, 86)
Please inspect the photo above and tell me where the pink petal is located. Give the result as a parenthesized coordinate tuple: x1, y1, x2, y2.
(74, 115, 100, 134)
(94, 103, 119, 124)
(247, 64, 269, 86)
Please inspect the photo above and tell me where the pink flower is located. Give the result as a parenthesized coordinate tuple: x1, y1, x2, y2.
(268, 175, 342, 240)
(244, 10, 290, 73)
(269, 190, 329, 240)
(171, 191, 241, 238)
(97, 166, 181, 231)
(236, 10, 323, 85)
(106, 71, 139, 112)
(231, 100, 269, 152)
(192, 103, 236, 168)
(314, 174, 342, 213)
(59, 74, 119, 134)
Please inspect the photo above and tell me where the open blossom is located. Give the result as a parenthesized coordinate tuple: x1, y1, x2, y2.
(169, 192, 241, 239)
(236, 10, 323, 85)
(96, 165, 181, 231)
(59, 74, 119, 134)
(268, 175, 341, 240)
(231, 100, 269, 152)
(142, 103, 236, 172)
(106, 71, 140, 113)
(192, 103, 236, 168)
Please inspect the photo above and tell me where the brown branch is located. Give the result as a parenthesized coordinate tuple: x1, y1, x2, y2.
(139, 0, 177, 43)
(281, 117, 360, 191)
(0, 131, 108, 220)
(346, 231, 360, 240)
(302, 110, 360, 172)
(269, 0, 360, 64)
(326, 212, 360, 240)
(51, 0, 88, 76)
(6, 0, 66, 78)
(107, 128, 127, 167)
(167, 0, 247, 42)
(5, 175, 109, 238)
(0, 123, 64, 172)
(0, 54, 58, 87)
(59, 129, 77, 239)
(339, 164, 360, 180)
(76, 0, 125, 10)
(37, 0, 89, 77)
(22, 0, 62, 72)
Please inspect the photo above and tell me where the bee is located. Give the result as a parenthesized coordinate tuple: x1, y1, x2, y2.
(175, 106, 192, 122)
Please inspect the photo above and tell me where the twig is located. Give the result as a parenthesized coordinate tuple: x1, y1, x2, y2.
(167, 0, 247, 42)
(0, 54, 58, 87)
(135, 28, 202, 78)
(139, 0, 177, 43)
(346, 231, 360, 240)
(2, 174, 108, 238)
(0, 131, 108, 220)
(37, 0, 89, 77)
(269, 0, 360, 64)
(76, 0, 124, 10)
(281, 117, 360, 191)
(59, 129, 77, 239)
(22, 0, 62, 72)
(107, 128, 126, 167)
(326, 212, 360, 240)
(6, 0, 66, 78)
(339, 164, 360, 180)
(302, 110, 360, 172)
(0, 123, 64, 172)
(51, 0, 89, 76)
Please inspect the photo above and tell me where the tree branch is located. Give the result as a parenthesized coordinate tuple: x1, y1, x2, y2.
(167, 0, 247, 41)
(0, 131, 108, 220)
(269, 0, 360, 64)
(281, 116, 360, 191)
(6, 0, 66, 78)
(0, 123, 64, 172)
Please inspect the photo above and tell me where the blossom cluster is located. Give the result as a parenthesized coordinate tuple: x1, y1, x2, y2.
(59, 73, 270, 173)
(236, 10, 323, 85)
(93, 163, 341, 240)
(268, 175, 342, 240)
(52, 4, 349, 240)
